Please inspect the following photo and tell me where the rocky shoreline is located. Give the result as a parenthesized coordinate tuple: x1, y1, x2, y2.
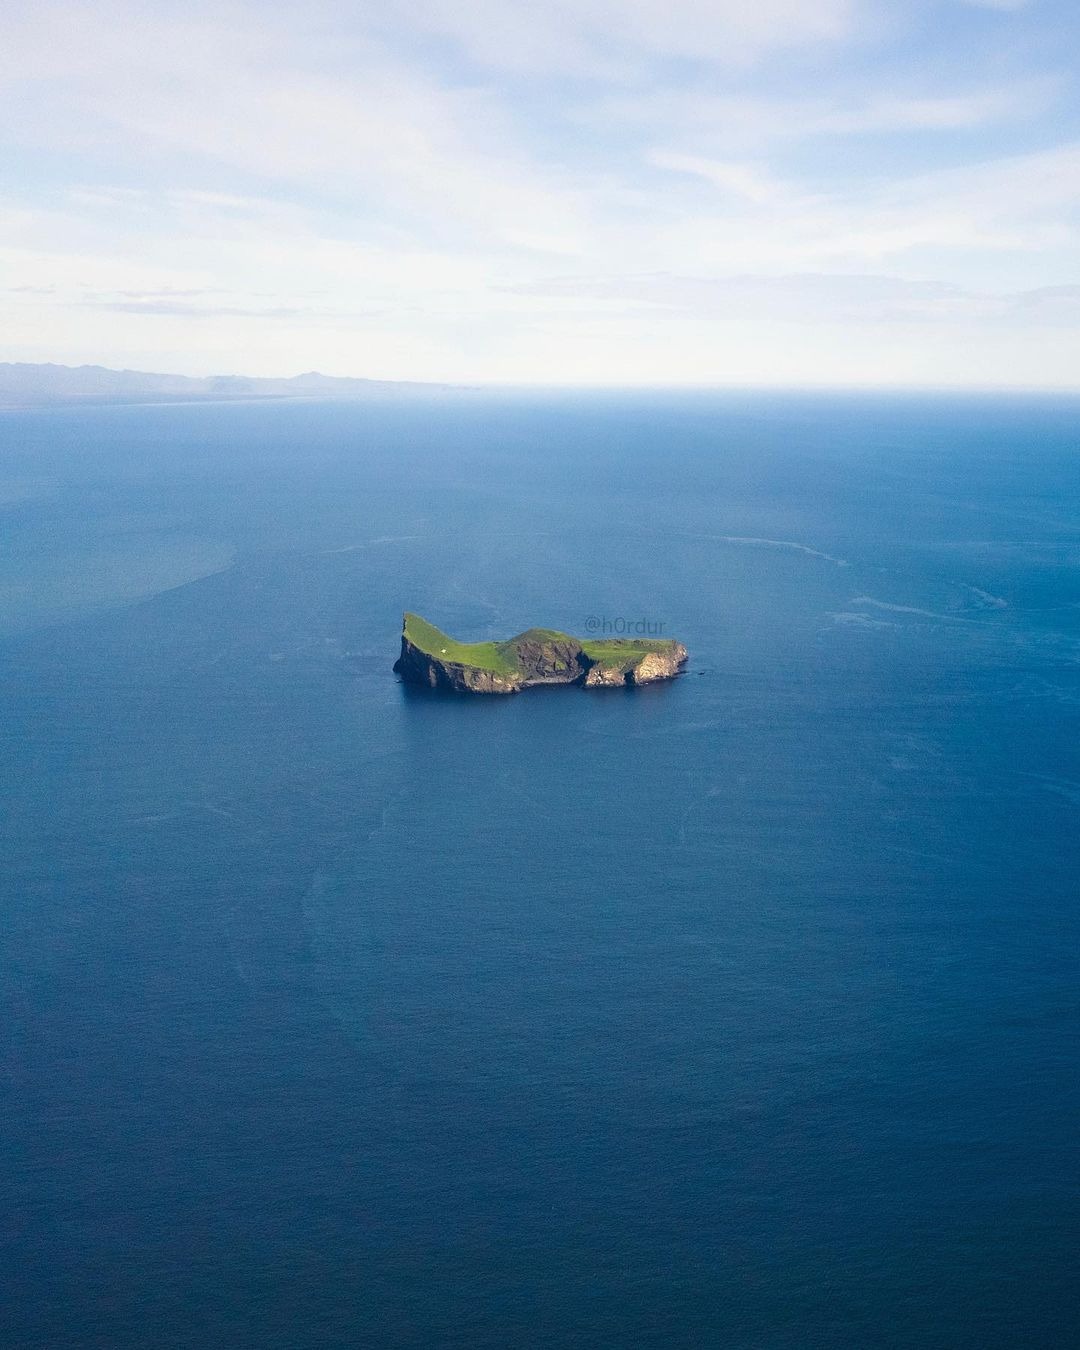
(394, 613, 688, 694)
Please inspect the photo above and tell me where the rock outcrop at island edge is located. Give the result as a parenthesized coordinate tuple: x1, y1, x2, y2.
(393, 612, 688, 694)
(583, 647, 686, 687)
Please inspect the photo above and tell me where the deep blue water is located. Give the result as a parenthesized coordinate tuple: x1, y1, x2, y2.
(2, 391, 1079, 1348)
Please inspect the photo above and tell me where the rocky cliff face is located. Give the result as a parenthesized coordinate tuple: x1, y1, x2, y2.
(581, 642, 690, 687)
(392, 636, 522, 693)
(394, 615, 688, 694)
(500, 630, 591, 685)
(627, 645, 688, 684)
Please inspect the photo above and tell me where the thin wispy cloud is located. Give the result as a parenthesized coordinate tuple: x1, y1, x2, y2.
(507, 272, 1080, 327)
(958, 0, 1032, 11)
(2, 0, 1079, 385)
(387, 0, 861, 73)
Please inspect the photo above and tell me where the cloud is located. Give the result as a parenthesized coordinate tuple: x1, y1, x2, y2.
(956, 0, 1032, 11)
(84, 300, 312, 319)
(647, 154, 794, 205)
(506, 271, 959, 320)
(505, 271, 1080, 327)
(1006, 285, 1080, 319)
(635, 138, 1080, 276)
(387, 0, 860, 74)
(1, 4, 591, 256)
(3, 0, 1080, 386)
(593, 80, 1054, 151)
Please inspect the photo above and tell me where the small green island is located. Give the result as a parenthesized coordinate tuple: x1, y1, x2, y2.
(394, 612, 688, 694)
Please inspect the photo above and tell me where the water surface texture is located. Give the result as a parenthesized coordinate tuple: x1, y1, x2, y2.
(2, 392, 1079, 1348)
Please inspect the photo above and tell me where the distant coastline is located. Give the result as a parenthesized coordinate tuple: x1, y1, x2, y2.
(0, 362, 462, 409)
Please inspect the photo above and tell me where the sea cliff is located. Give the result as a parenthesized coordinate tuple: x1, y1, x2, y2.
(394, 613, 687, 694)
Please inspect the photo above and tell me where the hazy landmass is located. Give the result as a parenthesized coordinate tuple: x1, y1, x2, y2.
(0, 362, 457, 407)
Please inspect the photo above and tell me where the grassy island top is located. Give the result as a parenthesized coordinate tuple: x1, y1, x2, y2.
(402, 612, 677, 674)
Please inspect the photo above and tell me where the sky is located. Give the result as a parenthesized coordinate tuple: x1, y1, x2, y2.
(4, 0, 1080, 386)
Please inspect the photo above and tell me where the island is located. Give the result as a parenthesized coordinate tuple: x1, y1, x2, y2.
(394, 612, 688, 694)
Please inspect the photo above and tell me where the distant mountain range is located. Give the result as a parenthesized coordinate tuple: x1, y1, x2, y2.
(0, 363, 457, 405)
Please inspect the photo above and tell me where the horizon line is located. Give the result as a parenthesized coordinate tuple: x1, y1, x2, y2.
(6, 359, 1080, 401)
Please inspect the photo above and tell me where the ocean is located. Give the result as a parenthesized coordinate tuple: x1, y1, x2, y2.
(1, 391, 1078, 1347)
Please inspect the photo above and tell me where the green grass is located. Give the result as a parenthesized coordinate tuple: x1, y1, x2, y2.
(582, 637, 678, 670)
(403, 612, 518, 674)
(404, 613, 680, 676)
